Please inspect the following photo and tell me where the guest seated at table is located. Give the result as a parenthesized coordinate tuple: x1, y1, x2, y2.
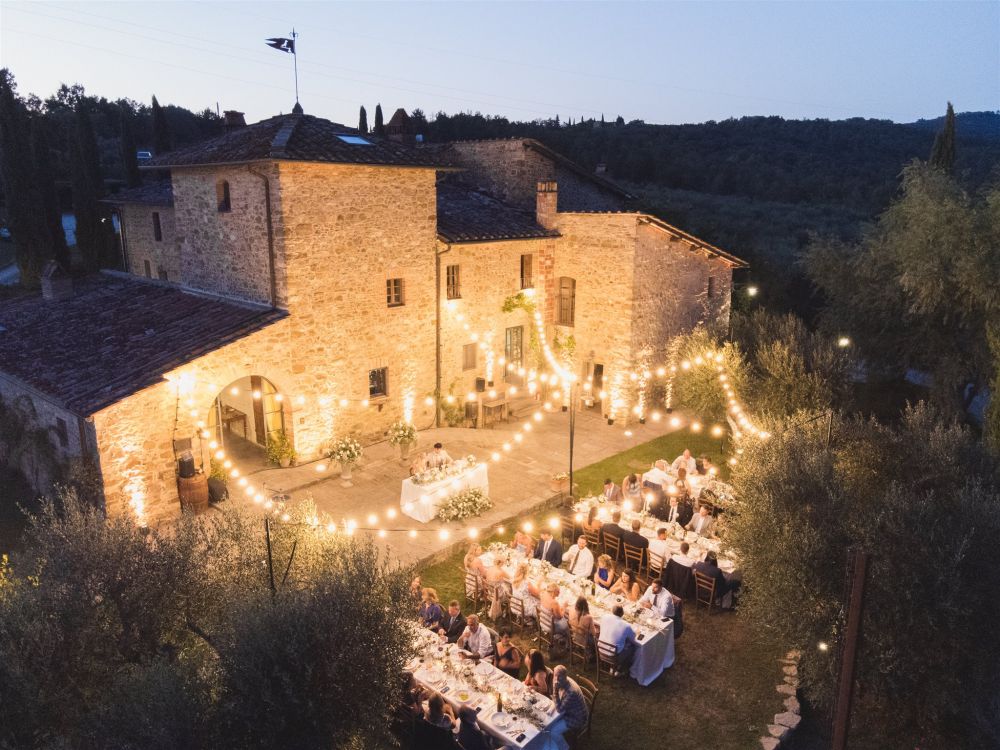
(671, 449, 697, 475)
(457, 614, 493, 660)
(510, 562, 539, 619)
(438, 600, 466, 643)
(597, 604, 637, 677)
(563, 535, 595, 578)
(600, 511, 625, 558)
(400, 671, 427, 720)
(693, 552, 739, 605)
(672, 494, 694, 528)
(593, 554, 616, 590)
(419, 588, 443, 630)
(533, 529, 563, 566)
(671, 541, 697, 567)
(425, 692, 456, 731)
(569, 596, 597, 657)
(639, 579, 675, 618)
(600, 478, 622, 504)
(495, 627, 523, 678)
(510, 529, 534, 555)
(552, 665, 590, 733)
(456, 705, 491, 750)
(464, 542, 488, 581)
(409, 575, 423, 611)
(523, 649, 553, 696)
(540, 583, 569, 635)
(674, 466, 693, 499)
(426, 442, 453, 469)
(686, 505, 716, 538)
(408, 454, 427, 476)
(581, 505, 602, 535)
(621, 519, 649, 560)
(622, 473, 642, 503)
(610, 568, 641, 601)
(697, 454, 715, 476)
(643, 459, 671, 488)
(648, 527, 670, 562)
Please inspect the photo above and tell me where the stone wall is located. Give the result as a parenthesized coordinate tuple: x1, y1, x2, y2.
(120, 204, 179, 282)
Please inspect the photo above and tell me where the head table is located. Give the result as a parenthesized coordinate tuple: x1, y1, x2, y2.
(400, 460, 490, 523)
(409, 626, 569, 749)
(480, 548, 675, 687)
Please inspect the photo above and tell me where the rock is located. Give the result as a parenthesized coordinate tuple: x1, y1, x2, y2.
(776, 683, 796, 696)
(775, 711, 802, 730)
(784, 675, 799, 687)
(783, 696, 801, 714)
(768, 724, 790, 740)
(785, 649, 802, 660)
(783, 664, 798, 676)
(760, 738, 781, 750)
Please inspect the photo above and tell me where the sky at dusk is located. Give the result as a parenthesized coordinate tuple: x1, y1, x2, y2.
(1, 1, 997, 126)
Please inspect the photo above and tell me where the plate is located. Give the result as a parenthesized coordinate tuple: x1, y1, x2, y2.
(456, 690, 472, 702)
(474, 661, 493, 676)
(491, 711, 512, 728)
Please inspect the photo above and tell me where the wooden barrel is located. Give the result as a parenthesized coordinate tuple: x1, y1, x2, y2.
(178, 473, 210, 515)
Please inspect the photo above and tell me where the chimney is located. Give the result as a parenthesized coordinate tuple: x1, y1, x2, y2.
(41, 260, 73, 302)
(536, 181, 558, 229)
(223, 110, 246, 131)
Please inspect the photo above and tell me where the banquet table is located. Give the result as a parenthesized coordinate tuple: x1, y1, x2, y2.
(409, 627, 568, 749)
(401, 463, 489, 522)
(480, 549, 676, 687)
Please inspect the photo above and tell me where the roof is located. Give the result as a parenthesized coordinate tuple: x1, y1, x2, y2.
(639, 214, 748, 268)
(145, 113, 455, 170)
(102, 180, 174, 207)
(436, 180, 558, 243)
(0, 273, 287, 415)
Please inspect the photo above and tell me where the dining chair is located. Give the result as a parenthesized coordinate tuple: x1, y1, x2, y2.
(575, 674, 598, 745)
(596, 640, 618, 682)
(464, 570, 482, 611)
(603, 534, 621, 562)
(561, 515, 577, 547)
(583, 527, 601, 550)
(694, 571, 717, 614)
(622, 542, 645, 578)
(568, 623, 592, 671)
(647, 550, 666, 583)
(508, 596, 528, 632)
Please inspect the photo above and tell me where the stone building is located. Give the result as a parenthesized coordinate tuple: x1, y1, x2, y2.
(0, 111, 744, 524)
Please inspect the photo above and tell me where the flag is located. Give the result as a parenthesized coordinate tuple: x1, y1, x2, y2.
(265, 37, 295, 54)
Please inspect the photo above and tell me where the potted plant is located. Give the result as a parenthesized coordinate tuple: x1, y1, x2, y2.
(327, 436, 363, 485)
(387, 420, 417, 460)
(550, 472, 570, 493)
(266, 429, 296, 468)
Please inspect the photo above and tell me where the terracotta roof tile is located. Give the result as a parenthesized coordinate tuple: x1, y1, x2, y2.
(436, 180, 558, 243)
(102, 180, 174, 206)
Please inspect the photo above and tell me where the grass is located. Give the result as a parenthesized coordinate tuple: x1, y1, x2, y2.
(419, 432, 785, 750)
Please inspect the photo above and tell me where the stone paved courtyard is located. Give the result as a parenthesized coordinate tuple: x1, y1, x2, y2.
(230, 408, 682, 565)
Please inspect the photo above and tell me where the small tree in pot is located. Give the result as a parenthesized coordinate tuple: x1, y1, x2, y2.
(266, 429, 296, 468)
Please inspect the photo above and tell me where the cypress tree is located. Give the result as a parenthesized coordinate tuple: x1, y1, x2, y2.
(31, 119, 69, 268)
(120, 105, 141, 188)
(373, 104, 385, 137)
(358, 105, 368, 134)
(151, 95, 172, 155)
(72, 105, 117, 271)
(929, 101, 956, 173)
(0, 70, 51, 286)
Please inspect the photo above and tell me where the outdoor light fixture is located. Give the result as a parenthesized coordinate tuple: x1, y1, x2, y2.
(818, 641, 829, 652)
(747, 286, 758, 297)
(837, 336, 851, 348)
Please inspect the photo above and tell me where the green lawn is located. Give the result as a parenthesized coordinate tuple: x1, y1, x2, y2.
(419, 433, 785, 750)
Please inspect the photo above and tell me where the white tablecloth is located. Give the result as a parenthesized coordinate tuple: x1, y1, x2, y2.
(401, 463, 490, 522)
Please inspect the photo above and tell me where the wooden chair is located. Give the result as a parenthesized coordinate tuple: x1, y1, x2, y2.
(583, 527, 601, 550)
(569, 622, 592, 671)
(561, 515, 577, 547)
(647, 550, 666, 583)
(413, 718, 461, 749)
(603, 534, 621, 562)
(622, 542, 646, 578)
(694, 570, 718, 613)
(464, 570, 482, 611)
(574, 674, 598, 746)
(538, 607, 555, 654)
(596, 640, 618, 681)
(665, 559, 696, 600)
(508, 595, 529, 632)
(486, 626, 500, 663)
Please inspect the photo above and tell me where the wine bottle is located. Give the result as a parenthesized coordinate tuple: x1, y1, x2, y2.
(497, 692, 503, 713)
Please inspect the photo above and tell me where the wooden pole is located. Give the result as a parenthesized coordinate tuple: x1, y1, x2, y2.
(832, 549, 869, 750)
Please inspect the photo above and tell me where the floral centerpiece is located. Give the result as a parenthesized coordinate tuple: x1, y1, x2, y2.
(326, 436, 363, 482)
(437, 488, 492, 523)
(412, 456, 475, 485)
(387, 421, 417, 459)
(550, 472, 570, 493)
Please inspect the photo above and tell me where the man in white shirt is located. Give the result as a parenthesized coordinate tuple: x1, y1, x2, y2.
(671, 449, 697, 475)
(639, 580, 675, 618)
(597, 605, 637, 676)
(562, 535, 595, 578)
(671, 541, 697, 567)
(686, 505, 716, 538)
(642, 460, 670, 488)
(647, 527, 670, 564)
(426, 442, 453, 469)
(457, 615, 493, 660)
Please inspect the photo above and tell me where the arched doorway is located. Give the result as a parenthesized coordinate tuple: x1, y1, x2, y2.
(207, 375, 289, 470)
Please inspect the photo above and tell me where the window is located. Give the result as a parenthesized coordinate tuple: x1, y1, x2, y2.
(462, 343, 477, 371)
(54, 417, 69, 448)
(707, 276, 716, 299)
(557, 276, 576, 326)
(143, 260, 152, 278)
(216, 180, 231, 212)
(446, 264, 461, 299)
(337, 134, 372, 145)
(152, 211, 162, 242)
(369, 367, 388, 399)
(520, 254, 534, 289)
(158, 267, 168, 281)
(386, 278, 405, 307)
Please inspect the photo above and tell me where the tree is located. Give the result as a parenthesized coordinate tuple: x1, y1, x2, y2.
(358, 105, 368, 134)
(929, 101, 956, 173)
(0, 69, 53, 286)
(151, 94, 171, 155)
(119, 104, 141, 188)
(727, 404, 1000, 747)
(71, 104, 118, 271)
(30, 118, 69, 269)
(373, 103, 385, 137)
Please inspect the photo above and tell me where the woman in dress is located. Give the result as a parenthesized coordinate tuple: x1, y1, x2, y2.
(418, 588, 444, 629)
(485, 556, 511, 619)
(464, 543, 486, 575)
(568, 596, 597, 656)
(425, 692, 456, 730)
(581, 506, 602, 535)
(400, 671, 426, 719)
(510, 529, 534, 556)
(408, 576, 423, 611)
(610, 568, 641, 602)
(675, 467, 692, 500)
(540, 583, 569, 635)
(593, 554, 616, 590)
(495, 627, 523, 678)
(621, 473, 642, 504)
(510, 562, 540, 619)
(523, 649, 553, 697)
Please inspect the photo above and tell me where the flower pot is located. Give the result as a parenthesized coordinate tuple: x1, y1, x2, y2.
(339, 462, 354, 486)
(549, 478, 569, 494)
(606, 417, 615, 425)
(279, 456, 291, 468)
(399, 442, 412, 460)
(561, 405, 568, 412)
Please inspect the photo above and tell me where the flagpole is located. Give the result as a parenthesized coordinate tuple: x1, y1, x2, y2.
(291, 28, 299, 106)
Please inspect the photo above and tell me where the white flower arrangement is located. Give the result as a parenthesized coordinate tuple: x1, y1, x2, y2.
(327, 436, 363, 465)
(465, 454, 477, 466)
(387, 421, 417, 446)
(436, 487, 492, 523)
(412, 456, 477, 486)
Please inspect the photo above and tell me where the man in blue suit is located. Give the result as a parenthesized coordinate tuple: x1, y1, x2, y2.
(533, 529, 563, 566)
